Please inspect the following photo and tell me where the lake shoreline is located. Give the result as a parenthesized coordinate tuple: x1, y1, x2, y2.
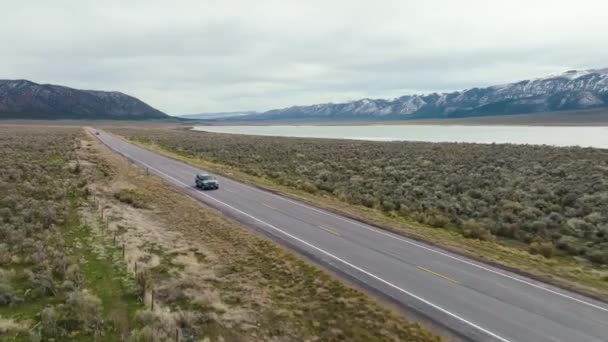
(194, 109, 608, 127)
(191, 124, 608, 149)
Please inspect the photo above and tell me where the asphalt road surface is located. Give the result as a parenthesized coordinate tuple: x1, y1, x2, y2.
(90, 128, 608, 342)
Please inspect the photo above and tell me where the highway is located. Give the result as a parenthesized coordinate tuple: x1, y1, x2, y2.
(90, 129, 608, 342)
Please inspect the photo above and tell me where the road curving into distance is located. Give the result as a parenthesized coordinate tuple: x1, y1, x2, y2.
(89, 128, 608, 342)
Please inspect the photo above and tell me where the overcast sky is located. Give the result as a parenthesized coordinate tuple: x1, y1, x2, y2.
(2, 0, 608, 114)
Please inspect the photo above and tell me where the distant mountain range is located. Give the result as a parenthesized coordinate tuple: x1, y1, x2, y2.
(5, 68, 608, 122)
(0, 79, 168, 120)
(179, 111, 257, 120)
(238, 68, 608, 121)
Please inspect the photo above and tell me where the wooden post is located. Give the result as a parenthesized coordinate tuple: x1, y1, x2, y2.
(151, 289, 155, 311)
(146, 167, 149, 176)
(175, 328, 179, 342)
(122, 243, 125, 258)
(113, 231, 117, 245)
(134, 262, 138, 274)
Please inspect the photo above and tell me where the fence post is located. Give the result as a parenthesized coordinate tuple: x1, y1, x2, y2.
(151, 289, 155, 311)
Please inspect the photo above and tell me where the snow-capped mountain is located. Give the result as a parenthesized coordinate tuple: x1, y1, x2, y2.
(249, 68, 608, 120)
(0, 79, 168, 120)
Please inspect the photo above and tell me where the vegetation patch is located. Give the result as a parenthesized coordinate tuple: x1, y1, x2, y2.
(107, 127, 608, 298)
(0, 126, 141, 341)
(114, 188, 150, 209)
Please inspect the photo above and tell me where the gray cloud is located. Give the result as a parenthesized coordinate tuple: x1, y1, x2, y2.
(1, 0, 607, 114)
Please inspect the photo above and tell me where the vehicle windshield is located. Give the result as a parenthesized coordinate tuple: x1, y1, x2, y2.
(198, 175, 214, 180)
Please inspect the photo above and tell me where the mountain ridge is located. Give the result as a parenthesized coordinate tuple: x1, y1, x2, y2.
(179, 111, 257, 120)
(0, 79, 168, 120)
(242, 68, 608, 121)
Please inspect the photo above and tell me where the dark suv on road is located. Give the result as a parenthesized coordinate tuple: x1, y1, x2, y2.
(195, 174, 219, 190)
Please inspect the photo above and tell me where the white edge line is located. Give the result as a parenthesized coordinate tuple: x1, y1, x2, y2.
(96, 132, 511, 342)
(96, 129, 608, 313)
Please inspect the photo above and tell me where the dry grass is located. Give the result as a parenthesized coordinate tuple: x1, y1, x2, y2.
(0, 316, 28, 335)
(84, 131, 441, 341)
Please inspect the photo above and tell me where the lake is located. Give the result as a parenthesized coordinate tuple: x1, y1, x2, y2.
(192, 125, 608, 149)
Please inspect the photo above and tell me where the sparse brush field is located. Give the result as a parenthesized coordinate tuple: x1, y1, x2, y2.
(0, 126, 139, 341)
(0, 124, 440, 341)
(107, 127, 608, 298)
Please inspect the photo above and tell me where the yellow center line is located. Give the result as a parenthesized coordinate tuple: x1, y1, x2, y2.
(417, 266, 460, 284)
(318, 225, 341, 236)
(262, 203, 278, 210)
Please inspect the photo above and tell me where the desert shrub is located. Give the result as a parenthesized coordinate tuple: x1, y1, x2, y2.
(60, 280, 77, 292)
(110, 128, 608, 264)
(63, 290, 103, 334)
(586, 249, 608, 265)
(424, 212, 450, 228)
(0, 270, 19, 306)
(381, 200, 397, 212)
(39, 306, 64, 338)
(0, 283, 18, 306)
(132, 310, 178, 342)
(0, 244, 10, 265)
(556, 236, 586, 255)
(65, 264, 83, 287)
(51, 252, 70, 279)
(462, 219, 493, 241)
(154, 278, 196, 304)
(70, 162, 81, 174)
(33, 291, 104, 339)
(114, 189, 149, 209)
(529, 241, 555, 258)
(26, 269, 57, 297)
